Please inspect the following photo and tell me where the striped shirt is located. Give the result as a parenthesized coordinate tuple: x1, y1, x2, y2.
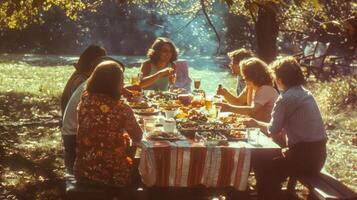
(268, 86, 327, 146)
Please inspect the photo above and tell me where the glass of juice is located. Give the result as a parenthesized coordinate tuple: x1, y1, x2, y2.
(131, 74, 140, 85)
(205, 96, 213, 111)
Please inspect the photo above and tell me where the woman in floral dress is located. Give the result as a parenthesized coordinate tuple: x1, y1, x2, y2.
(74, 60, 143, 187)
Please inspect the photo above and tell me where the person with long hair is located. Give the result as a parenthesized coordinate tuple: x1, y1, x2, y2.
(244, 57, 327, 200)
(74, 60, 142, 187)
(61, 45, 106, 114)
(216, 57, 279, 122)
(140, 37, 178, 90)
(227, 48, 255, 95)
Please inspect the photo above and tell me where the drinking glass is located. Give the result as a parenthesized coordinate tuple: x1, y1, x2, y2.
(194, 78, 201, 90)
(144, 118, 157, 133)
(131, 74, 140, 85)
(247, 128, 260, 144)
(168, 73, 176, 91)
(213, 105, 221, 119)
(205, 96, 213, 111)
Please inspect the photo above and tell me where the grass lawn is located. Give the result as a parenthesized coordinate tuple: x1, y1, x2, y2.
(0, 61, 356, 199)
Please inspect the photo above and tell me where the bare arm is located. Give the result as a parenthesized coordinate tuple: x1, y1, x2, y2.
(217, 102, 263, 118)
(139, 61, 173, 88)
(218, 86, 251, 106)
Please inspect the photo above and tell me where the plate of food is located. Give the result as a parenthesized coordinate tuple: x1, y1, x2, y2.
(133, 107, 159, 116)
(147, 91, 177, 101)
(157, 99, 182, 111)
(177, 121, 230, 139)
(195, 131, 228, 146)
(225, 129, 248, 141)
(177, 121, 229, 132)
(219, 113, 242, 123)
(128, 101, 153, 109)
(146, 131, 186, 141)
(187, 109, 208, 123)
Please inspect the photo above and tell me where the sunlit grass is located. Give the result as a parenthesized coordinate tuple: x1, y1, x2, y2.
(0, 62, 73, 98)
(2, 168, 36, 188)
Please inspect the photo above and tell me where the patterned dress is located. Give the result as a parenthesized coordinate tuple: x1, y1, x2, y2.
(74, 92, 142, 187)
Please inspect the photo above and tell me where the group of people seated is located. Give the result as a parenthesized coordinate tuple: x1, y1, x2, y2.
(60, 37, 327, 200)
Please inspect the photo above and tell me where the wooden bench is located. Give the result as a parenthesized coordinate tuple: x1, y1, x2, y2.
(65, 173, 107, 200)
(287, 170, 357, 200)
(65, 173, 147, 200)
(65, 172, 251, 200)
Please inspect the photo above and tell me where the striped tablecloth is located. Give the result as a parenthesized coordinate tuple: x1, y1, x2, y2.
(139, 140, 251, 191)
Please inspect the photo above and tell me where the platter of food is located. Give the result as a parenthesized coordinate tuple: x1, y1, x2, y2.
(187, 109, 208, 122)
(146, 130, 186, 141)
(195, 131, 228, 146)
(147, 91, 177, 101)
(157, 100, 182, 111)
(176, 120, 230, 139)
(225, 129, 248, 141)
(128, 101, 153, 109)
(219, 113, 242, 123)
(133, 107, 159, 116)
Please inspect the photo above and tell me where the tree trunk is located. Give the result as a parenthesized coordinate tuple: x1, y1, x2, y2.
(255, 4, 278, 63)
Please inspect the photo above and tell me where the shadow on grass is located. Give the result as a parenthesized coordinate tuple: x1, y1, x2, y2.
(0, 91, 65, 200)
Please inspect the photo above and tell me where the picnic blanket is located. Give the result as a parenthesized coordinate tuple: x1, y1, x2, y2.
(139, 140, 251, 191)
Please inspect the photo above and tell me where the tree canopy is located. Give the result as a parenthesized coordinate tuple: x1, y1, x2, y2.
(1, 1, 355, 30)
(0, 0, 101, 30)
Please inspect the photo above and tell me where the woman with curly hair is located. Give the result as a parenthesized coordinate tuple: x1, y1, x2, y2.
(216, 57, 279, 122)
(140, 37, 178, 90)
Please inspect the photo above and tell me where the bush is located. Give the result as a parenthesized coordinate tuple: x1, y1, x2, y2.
(309, 76, 357, 116)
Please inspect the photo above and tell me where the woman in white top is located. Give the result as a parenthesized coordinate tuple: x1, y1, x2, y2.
(216, 57, 279, 122)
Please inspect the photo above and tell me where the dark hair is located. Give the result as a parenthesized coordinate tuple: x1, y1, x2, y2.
(240, 57, 273, 87)
(76, 45, 106, 74)
(227, 48, 254, 64)
(147, 37, 178, 64)
(270, 57, 306, 88)
(86, 61, 124, 100)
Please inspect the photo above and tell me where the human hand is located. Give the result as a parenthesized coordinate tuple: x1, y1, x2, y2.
(216, 85, 228, 96)
(281, 147, 289, 157)
(123, 86, 142, 99)
(242, 118, 258, 128)
(158, 67, 175, 77)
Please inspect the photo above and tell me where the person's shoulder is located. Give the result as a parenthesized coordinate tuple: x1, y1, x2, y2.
(259, 85, 279, 96)
(141, 59, 152, 71)
(261, 85, 277, 91)
(142, 59, 151, 66)
(281, 86, 307, 102)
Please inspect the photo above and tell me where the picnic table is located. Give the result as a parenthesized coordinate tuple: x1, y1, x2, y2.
(136, 114, 280, 191)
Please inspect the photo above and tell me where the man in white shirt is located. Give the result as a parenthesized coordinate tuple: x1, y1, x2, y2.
(61, 82, 86, 173)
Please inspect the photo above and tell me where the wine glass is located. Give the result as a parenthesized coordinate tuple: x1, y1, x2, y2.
(168, 69, 176, 91)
